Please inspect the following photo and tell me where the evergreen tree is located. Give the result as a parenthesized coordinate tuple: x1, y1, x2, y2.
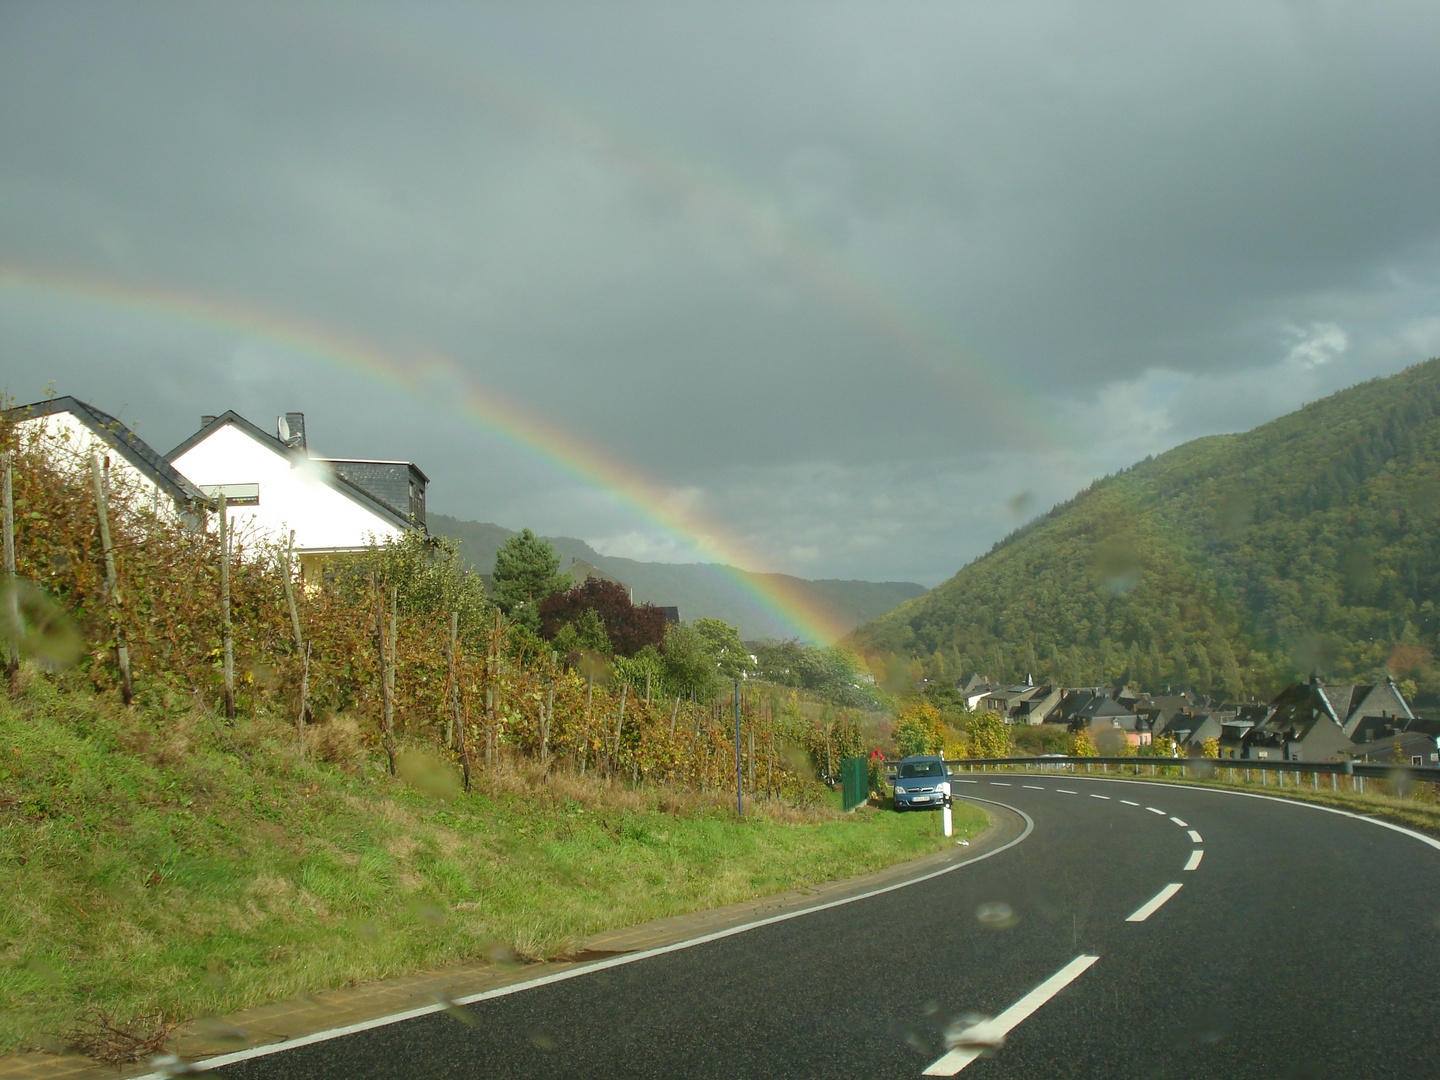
(491, 529, 570, 632)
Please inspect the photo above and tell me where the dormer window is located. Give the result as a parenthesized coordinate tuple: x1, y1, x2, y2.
(203, 483, 260, 506)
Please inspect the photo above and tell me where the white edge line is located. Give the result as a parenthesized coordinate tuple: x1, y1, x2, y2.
(1183, 849, 1203, 871)
(1169, 817, 1189, 827)
(1126, 882, 1184, 922)
(1187, 829, 1204, 843)
(922, 954, 1100, 1075)
(138, 800, 1038, 1078)
(1006, 773, 1440, 854)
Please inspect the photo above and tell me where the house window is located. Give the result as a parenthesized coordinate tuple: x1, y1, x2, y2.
(203, 483, 260, 506)
(1412, 755, 1424, 766)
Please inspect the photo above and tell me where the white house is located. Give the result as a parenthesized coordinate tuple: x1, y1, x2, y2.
(167, 411, 428, 572)
(4, 396, 210, 521)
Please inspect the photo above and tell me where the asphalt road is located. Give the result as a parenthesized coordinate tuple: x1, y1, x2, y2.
(206, 776, 1440, 1079)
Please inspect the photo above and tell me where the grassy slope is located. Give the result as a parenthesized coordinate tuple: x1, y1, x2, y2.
(0, 682, 982, 1052)
(429, 514, 925, 642)
(853, 358, 1440, 694)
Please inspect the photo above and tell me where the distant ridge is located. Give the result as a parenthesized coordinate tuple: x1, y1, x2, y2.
(850, 358, 1440, 702)
(428, 513, 925, 644)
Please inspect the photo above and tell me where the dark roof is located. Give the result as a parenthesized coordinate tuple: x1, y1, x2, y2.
(166, 411, 416, 533)
(6, 396, 210, 508)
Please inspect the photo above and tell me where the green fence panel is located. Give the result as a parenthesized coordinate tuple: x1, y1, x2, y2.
(841, 756, 868, 811)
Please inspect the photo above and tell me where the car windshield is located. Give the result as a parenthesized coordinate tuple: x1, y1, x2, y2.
(900, 762, 945, 779)
(5, 5, 1440, 1077)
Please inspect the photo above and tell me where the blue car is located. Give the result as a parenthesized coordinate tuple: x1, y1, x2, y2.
(892, 755, 951, 811)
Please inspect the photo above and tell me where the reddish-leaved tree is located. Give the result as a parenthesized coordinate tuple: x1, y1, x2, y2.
(539, 577, 666, 657)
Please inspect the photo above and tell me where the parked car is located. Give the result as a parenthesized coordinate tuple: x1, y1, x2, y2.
(892, 755, 951, 811)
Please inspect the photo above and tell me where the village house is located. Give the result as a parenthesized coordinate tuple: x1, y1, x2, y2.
(977, 678, 1063, 725)
(167, 411, 427, 576)
(5, 396, 211, 522)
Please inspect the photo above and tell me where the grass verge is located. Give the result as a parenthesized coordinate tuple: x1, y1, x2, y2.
(0, 682, 985, 1055)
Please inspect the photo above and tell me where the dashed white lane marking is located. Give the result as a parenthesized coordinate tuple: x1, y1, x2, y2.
(956, 779, 978, 784)
(1126, 883, 1184, 923)
(1183, 849, 1204, 871)
(1120, 800, 1139, 806)
(1188, 829, 1203, 844)
(1090, 794, 1110, 800)
(1146, 807, 1166, 815)
(921, 954, 1101, 1075)
(1169, 817, 1189, 827)
(1023, 785, 1044, 790)
(1057, 789, 1077, 794)
(991, 782, 1012, 786)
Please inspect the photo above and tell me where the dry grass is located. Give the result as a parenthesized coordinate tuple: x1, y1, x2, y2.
(61, 1007, 178, 1066)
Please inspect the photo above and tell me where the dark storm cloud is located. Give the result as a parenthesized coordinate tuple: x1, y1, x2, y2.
(3, 2, 1439, 583)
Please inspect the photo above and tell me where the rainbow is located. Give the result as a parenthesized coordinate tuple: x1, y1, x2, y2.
(0, 261, 852, 642)
(0, 10, 1077, 644)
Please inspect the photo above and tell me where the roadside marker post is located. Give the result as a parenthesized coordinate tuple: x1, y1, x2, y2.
(943, 803, 953, 837)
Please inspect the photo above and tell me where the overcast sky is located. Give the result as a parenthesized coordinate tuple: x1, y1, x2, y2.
(3, 1, 1439, 586)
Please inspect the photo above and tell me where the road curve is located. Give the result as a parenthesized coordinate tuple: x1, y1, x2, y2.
(201, 776, 1440, 1079)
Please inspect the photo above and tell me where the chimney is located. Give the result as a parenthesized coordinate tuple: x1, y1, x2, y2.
(201, 415, 217, 427)
(277, 412, 306, 451)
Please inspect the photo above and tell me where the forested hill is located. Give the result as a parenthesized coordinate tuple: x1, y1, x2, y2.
(427, 514, 925, 644)
(850, 358, 1440, 702)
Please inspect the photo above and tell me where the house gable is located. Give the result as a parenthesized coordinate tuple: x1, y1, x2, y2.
(5, 396, 210, 514)
(167, 412, 416, 554)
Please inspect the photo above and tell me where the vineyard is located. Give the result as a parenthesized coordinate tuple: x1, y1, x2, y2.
(0, 417, 864, 803)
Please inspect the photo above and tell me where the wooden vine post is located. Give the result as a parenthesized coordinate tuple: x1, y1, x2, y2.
(374, 582, 396, 776)
(446, 611, 472, 792)
(614, 682, 628, 778)
(297, 641, 310, 756)
(282, 530, 304, 647)
(487, 607, 502, 766)
(387, 585, 398, 732)
(2, 451, 17, 686)
(281, 531, 307, 753)
(542, 678, 555, 770)
(91, 453, 133, 706)
(214, 489, 234, 718)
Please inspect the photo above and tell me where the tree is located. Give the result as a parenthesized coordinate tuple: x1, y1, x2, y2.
(539, 576, 665, 657)
(964, 710, 1012, 759)
(893, 700, 946, 757)
(351, 531, 490, 643)
(551, 607, 610, 659)
(693, 617, 754, 680)
(659, 622, 718, 700)
(1068, 730, 1098, 756)
(491, 529, 569, 632)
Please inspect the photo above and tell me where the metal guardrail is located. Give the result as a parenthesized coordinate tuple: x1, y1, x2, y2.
(882, 756, 1440, 792)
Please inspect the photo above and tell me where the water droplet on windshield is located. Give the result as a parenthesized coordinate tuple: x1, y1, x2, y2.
(975, 901, 1018, 929)
(944, 1012, 1004, 1057)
